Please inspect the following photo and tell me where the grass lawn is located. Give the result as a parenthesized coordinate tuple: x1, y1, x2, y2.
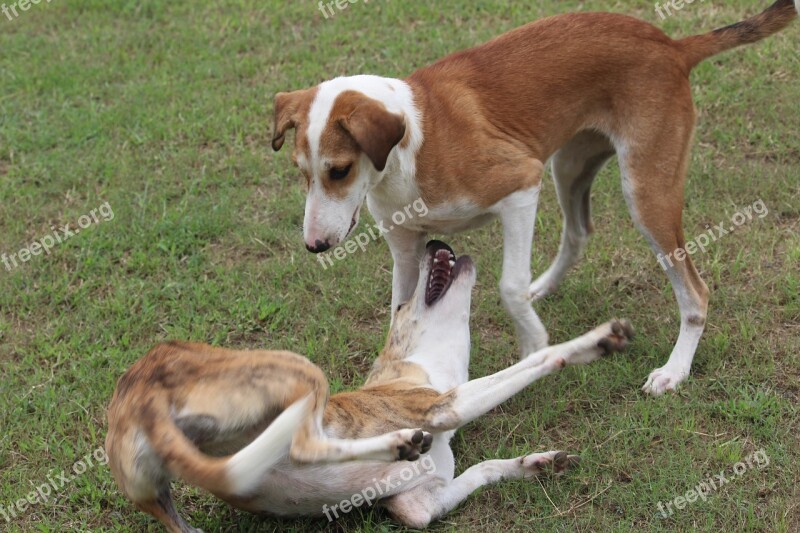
(1, 0, 798, 531)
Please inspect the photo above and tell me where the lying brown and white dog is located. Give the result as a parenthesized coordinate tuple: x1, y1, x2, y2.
(271, 1, 797, 395)
(106, 241, 633, 532)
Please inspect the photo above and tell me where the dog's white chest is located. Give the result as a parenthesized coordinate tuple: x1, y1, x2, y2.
(369, 193, 495, 235)
(413, 212, 496, 234)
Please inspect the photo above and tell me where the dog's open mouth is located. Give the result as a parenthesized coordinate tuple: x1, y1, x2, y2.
(425, 241, 472, 306)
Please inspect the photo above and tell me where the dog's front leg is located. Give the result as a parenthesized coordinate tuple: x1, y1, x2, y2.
(385, 225, 426, 321)
(493, 185, 549, 357)
(424, 320, 633, 431)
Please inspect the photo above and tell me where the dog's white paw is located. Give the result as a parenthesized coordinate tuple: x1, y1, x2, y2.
(519, 451, 580, 478)
(528, 274, 557, 301)
(642, 365, 689, 396)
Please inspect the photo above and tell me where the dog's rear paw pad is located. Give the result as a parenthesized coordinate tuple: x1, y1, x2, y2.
(421, 432, 434, 454)
(598, 319, 634, 355)
(552, 451, 581, 472)
(523, 451, 580, 476)
(396, 429, 434, 461)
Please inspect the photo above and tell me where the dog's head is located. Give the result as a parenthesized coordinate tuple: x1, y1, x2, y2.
(271, 77, 408, 253)
(385, 241, 476, 357)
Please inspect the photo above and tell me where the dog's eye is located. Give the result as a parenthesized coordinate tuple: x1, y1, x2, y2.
(329, 165, 351, 181)
(396, 303, 406, 312)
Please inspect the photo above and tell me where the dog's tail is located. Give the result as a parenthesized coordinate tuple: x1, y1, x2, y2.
(143, 394, 311, 497)
(678, 0, 797, 70)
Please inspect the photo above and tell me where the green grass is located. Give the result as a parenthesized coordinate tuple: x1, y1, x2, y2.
(1, 0, 798, 531)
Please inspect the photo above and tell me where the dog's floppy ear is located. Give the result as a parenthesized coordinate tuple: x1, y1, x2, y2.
(272, 90, 307, 151)
(339, 100, 405, 172)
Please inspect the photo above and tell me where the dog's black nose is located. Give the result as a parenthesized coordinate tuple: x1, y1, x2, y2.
(306, 240, 331, 253)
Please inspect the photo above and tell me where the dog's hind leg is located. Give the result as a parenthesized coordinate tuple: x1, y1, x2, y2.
(615, 89, 709, 396)
(228, 363, 432, 464)
(382, 451, 580, 528)
(107, 429, 202, 533)
(288, 387, 433, 463)
(383, 318, 620, 527)
(530, 131, 615, 300)
(136, 487, 204, 533)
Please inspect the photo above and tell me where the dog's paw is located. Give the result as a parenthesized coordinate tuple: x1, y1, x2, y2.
(395, 429, 434, 461)
(520, 451, 580, 478)
(559, 319, 634, 366)
(642, 365, 688, 396)
(597, 319, 634, 356)
(528, 275, 557, 301)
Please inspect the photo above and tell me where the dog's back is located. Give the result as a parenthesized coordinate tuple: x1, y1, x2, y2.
(410, 3, 797, 167)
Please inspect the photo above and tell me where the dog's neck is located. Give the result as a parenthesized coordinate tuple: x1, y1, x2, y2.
(365, 306, 472, 393)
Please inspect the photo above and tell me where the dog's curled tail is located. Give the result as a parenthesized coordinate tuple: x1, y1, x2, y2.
(143, 395, 311, 497)
(679, 0, 797, 70)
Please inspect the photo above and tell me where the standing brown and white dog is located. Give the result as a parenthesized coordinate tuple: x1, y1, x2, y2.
(272, 1, 797, 395)
(106, 241, 633, 532)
